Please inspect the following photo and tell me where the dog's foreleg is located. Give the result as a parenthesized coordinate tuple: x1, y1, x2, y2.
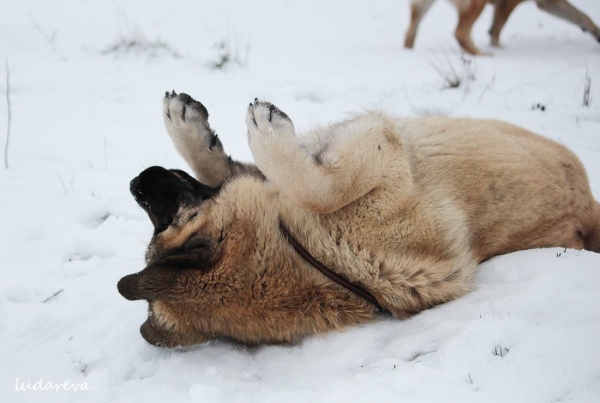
(489, 0, 524, 46)
(405, 0, 436, 49)
(535, 0, 600, 43)
(162, 92, 262, 187)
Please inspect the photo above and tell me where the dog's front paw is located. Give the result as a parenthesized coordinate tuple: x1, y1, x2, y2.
(163, 91, 223, 153)
(246, 99, 295, 143)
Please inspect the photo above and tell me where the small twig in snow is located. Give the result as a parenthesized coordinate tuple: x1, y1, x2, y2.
(43, 289, 64, 303)
(57, 172, 69, 194)
(583, 68, 591, 107)
(28, 14, 58, 50)
(430, 53, 461, 89)
(493, 344, 510, 357)
(5, 58, 11, 169)
(460, 54, 476, 100)
(477, 73, 496, 105)
(430, 52, 476, 95)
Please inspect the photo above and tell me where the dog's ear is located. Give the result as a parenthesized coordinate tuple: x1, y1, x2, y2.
(117, 265, 182, 302)
(117, 246, 217, 301)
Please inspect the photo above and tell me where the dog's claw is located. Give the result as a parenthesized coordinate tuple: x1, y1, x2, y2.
(254, 98, 258, 104)
(165, 91, 170, 99)
(171, 90, 177, 97)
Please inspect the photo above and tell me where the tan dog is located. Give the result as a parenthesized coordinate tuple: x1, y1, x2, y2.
(117, 92, 600, 347)
(405, 0, 600, 54)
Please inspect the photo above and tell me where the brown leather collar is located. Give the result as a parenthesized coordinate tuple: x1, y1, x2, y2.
(279, 220, 384, 312)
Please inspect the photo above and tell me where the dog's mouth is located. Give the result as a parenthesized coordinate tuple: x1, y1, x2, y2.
(170, 170, 184, 180)
(130, 167, 218, 234)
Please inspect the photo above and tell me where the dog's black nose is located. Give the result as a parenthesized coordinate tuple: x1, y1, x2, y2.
(130, 177, 143, 199)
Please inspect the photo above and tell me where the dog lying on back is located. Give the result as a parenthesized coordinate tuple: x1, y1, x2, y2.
(117, 92, 600, 347)
(405, 0, 600, 54)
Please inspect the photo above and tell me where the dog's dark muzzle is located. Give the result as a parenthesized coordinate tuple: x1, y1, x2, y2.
(130, 166, 218, 234)
(129, 177, 145, 206)
(130, 167, 185, 233)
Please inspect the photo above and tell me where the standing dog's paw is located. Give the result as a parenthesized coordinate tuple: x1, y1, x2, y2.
(163, 91, 223, 153)
(246, 99, 294, 144)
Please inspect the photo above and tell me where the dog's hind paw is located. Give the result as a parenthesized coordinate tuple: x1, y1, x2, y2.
(245, 99, 301, 189)
(246, 99, 294, 141)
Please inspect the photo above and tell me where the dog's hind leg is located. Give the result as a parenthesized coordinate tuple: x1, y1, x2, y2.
(489, 0, 524, 46)
(535, 0, 600, 44)
(163, 91, 263, 187)
(455, 0, 488, 55)
(246, 101, 412, 214)
(404, 0, 436, 49)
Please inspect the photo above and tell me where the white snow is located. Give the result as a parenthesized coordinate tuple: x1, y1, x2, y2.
(1, 0, 599, 402)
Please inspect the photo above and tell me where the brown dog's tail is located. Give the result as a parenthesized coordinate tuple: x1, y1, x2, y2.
(585, 201, 600, 253)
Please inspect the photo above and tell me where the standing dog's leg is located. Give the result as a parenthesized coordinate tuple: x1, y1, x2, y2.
(162, 91, 262, 187)
(489, 0, 525, 46)
(246, 100, 410, 214)
(404, 0, 436, 49)
(455, 0, 488, 55)
(535, 0, 600, 44)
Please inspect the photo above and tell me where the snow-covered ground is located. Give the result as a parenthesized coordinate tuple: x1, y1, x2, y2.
(1, 0, 599, 402)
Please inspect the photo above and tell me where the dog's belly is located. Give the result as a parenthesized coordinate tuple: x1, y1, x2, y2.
(276, 116, 595, 317)
(399, 117, 595, 260)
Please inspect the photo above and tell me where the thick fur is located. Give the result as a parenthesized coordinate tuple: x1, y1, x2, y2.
(405, 0, 600, 55)
(118, 92, 600, 347)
